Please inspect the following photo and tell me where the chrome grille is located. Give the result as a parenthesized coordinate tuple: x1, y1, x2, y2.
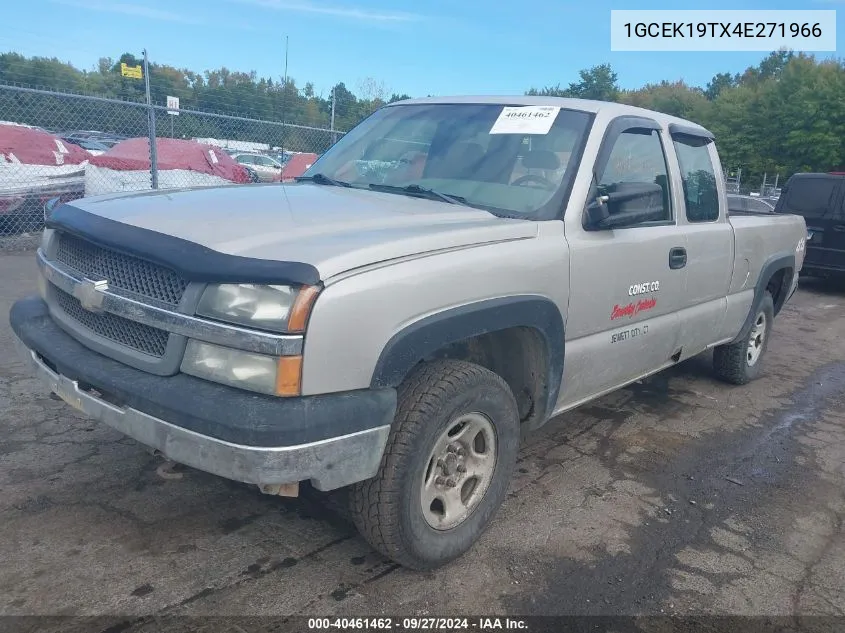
(55, 232, 189, 306)
(53, 287, 169, 357)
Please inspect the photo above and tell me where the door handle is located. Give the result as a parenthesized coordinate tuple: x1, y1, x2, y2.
(669, 247, 687, 269)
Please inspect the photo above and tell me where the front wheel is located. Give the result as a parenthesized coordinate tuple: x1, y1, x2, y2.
(713, 290, 775, 385)
(350, 359, 520, 570)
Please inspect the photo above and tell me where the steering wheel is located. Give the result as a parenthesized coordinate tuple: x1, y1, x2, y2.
(511, 174, 555, 189)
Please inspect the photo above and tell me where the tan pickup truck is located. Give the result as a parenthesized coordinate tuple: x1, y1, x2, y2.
(11, 96, 807, 570)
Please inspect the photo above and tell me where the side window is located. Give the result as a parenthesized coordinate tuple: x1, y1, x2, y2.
(236, 155, 254, 165)
(598, 128, 671, 222)
(672, 134, 720, 222)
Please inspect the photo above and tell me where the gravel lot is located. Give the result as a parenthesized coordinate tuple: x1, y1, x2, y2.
(1, 251, 844, 625)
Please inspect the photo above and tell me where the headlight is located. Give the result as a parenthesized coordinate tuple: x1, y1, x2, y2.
(181, 339, 302, 396)
(196, 283, 319, 333)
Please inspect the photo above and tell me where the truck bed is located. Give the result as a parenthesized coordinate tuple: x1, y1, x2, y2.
(729, 212, 806, 296)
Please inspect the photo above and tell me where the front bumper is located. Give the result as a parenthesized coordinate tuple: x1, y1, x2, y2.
(11, 296, 396, 491)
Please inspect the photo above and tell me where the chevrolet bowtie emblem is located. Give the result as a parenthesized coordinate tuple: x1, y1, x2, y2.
(73, 278, 109, 312)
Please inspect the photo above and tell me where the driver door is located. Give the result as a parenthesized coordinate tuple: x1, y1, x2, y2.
(557, 117, 685, 409)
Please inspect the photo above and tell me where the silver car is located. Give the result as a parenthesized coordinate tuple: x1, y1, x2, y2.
(230, 152, 283, 182)
(728, 194, 776, 214)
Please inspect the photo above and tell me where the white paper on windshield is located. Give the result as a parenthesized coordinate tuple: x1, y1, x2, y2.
(53, 151, 65, 165)
(489, 106, 561, 135)
(208, 149, 219, 164)
(55, 139, 69, 154)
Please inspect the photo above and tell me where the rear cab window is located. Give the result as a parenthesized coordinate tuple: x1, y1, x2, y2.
(671, 132, 720, 223)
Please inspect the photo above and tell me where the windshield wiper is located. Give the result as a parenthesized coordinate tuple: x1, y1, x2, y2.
(295, 173, 352, 187)
(368, 183, 468, 206)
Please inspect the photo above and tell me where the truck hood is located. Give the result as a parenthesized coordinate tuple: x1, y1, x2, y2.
(70, 183, 537, 279)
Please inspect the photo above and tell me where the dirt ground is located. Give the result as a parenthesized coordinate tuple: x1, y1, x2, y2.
(1, 251, 844, 627)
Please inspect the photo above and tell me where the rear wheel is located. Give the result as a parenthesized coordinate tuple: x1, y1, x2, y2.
(713, 290, 775, 385)
(350, 359, 520, 570)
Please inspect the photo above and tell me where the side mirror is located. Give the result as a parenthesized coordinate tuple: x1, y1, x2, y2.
(584, 182, 666, 230)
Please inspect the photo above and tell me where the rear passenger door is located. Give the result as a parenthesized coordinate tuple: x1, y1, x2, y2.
(813, 181, 845, 262)
(783, 176, 844, 270)
(559, 117, 685, 409)
(830, 185, 845, 254)
(670, 127, 734, 357)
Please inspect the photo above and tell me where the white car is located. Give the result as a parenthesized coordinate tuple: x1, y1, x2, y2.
(230, 152, 282, 182)
(727, 194, 776, 214)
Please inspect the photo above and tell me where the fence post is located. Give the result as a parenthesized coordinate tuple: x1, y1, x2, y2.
(143, 49, 159, 189)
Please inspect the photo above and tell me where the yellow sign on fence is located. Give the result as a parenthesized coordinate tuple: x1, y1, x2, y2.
(120, 63, 143, 79)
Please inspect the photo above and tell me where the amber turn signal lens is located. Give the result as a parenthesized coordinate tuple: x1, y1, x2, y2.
(288, 285, 320, 333)
(275, 355, 302, 396)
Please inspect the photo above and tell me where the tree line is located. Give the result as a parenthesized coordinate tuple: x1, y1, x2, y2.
(1, 49, 842, 186)
(526, 51, 845, 189)
(0, 52, 409, 153)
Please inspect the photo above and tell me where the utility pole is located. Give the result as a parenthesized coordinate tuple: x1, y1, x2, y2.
(330, 85, 337, 144)
(281, 36, 289, 124)
(143, 48, 158, 189)
(281, 35, 289, 151)
(283, 35, 289, 90)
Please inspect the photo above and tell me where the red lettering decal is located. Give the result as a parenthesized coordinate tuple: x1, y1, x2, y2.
(611, 302, 635, 320)
(634, 298, 657, 314)
(612, 298, 656, 320)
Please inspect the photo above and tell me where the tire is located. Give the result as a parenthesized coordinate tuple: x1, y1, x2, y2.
(350, 359, 520, 570)
(713, 290, 775, 385)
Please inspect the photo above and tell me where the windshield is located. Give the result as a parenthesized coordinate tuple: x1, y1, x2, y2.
(302, 103, 594, 219)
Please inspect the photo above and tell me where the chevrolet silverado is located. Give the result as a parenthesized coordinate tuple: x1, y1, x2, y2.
(10, 96, 807, 570)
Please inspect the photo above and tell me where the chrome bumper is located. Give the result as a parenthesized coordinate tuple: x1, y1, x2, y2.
(14, 333, 390, 491)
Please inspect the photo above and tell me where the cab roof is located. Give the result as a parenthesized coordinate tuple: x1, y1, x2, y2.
(387, 95, 714, 139)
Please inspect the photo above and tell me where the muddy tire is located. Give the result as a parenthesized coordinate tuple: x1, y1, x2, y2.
(349, 359, 520, 570)
(713, 290, 775, 385)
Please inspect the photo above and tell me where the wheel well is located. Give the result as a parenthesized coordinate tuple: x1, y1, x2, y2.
(766, 267, 792, 315)
(423, 327, 549, 427)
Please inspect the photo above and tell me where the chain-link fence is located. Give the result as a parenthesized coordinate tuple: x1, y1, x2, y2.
(0, 84, 344, 250)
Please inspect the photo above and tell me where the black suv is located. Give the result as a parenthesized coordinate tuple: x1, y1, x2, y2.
(775, 172, 845, 279)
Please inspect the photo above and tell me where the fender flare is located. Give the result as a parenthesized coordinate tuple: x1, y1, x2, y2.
(370, 295, 565, 423)
(732, 252, 795, 344)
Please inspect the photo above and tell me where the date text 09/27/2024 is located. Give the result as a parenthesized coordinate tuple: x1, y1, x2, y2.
(307, 617, 529, 631)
